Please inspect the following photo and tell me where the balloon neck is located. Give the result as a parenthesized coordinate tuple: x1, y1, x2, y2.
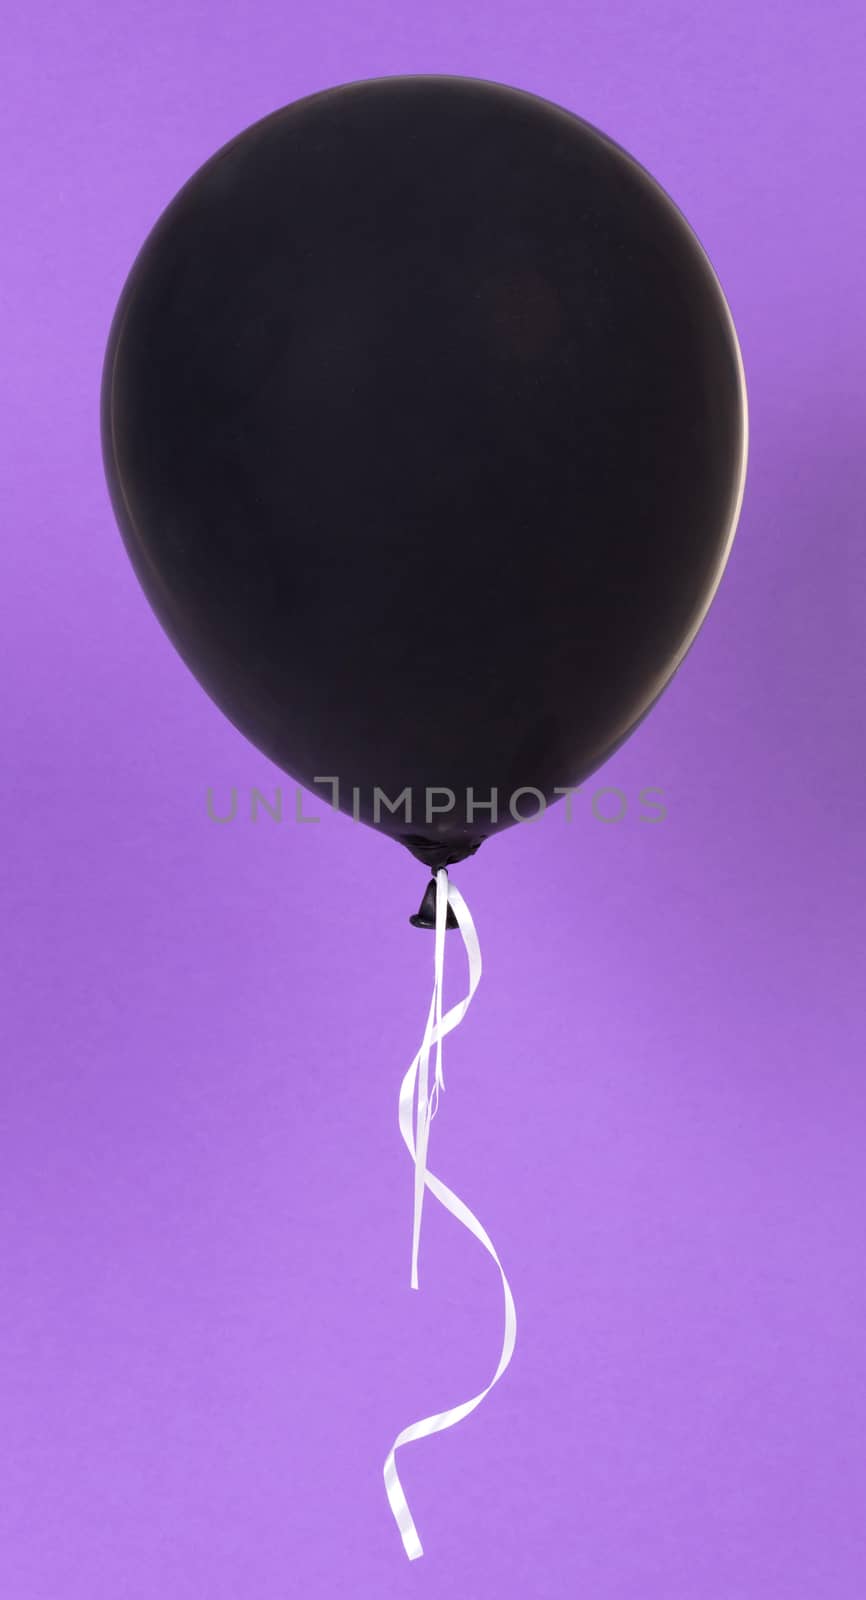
(410, 877, 460, 930)
(401, 834, 483, 872)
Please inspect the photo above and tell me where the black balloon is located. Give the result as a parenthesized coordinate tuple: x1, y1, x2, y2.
(102, 75, 747, 870)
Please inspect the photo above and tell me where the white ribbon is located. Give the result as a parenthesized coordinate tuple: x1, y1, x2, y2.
(383, 869, 517, 1560)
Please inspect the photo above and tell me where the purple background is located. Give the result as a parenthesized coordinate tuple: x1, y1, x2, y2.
(2, 3, 865, 1596)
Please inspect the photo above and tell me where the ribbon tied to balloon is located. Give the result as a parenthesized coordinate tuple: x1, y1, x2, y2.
(384, 868, 517, 1560)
